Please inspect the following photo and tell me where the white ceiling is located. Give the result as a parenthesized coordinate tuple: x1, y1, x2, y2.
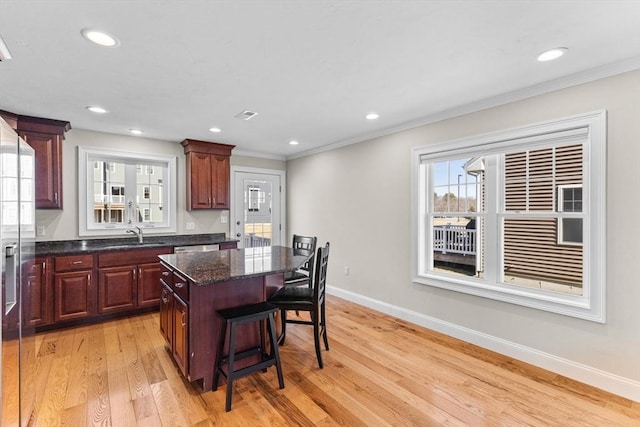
(1, 1, 639, 159)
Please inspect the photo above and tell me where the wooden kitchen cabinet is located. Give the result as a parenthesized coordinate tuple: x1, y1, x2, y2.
(137, 262, 164, 307)
(159, 283, 173, 343)
(159, 262, 189, 377)
(181, 139, 234, 210)
(25, 257, 52, 326)
(54, 254, 94, 322)
(17, 115, 71, 209)
(172, 293, 189, 376)
(97, 266, 136, 314)
(97, 247, 172, 315)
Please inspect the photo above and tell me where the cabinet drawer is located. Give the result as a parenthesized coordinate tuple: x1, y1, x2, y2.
(172, 270, 189, 302)
(160, 262, 174, 287)
(55, 254, 94, 272)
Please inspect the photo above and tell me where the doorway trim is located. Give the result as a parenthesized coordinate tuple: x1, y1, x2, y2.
(230, 166, 286, 247)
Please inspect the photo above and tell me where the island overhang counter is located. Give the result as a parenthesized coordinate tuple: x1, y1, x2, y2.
(158, 246, 310, 391)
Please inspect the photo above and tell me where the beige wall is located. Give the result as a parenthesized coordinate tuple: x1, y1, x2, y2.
(286, 70, 640, 391)
(35, 130, 285, 241)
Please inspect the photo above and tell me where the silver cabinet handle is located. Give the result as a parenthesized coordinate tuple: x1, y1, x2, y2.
(175, 282, 185, 288)
(162, 271, 170, 276)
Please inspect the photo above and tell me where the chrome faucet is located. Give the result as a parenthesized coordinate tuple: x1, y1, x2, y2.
(126, 226, 144, 243)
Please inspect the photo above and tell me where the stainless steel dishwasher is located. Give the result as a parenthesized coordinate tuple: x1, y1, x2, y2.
(173, 244, 220, 253)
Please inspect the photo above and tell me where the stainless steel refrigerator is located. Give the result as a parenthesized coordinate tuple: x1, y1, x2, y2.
(1, 116, 36, 426)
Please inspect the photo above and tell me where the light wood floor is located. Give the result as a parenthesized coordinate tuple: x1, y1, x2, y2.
(11, 295, 640, 426)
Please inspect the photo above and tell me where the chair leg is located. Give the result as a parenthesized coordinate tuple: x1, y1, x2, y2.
(313, 312, 323, 369)
(212, 319, 227, 391)
(267, 313, 285, 389)
(225, 322, 237, 412)
(278, 309, 287, 345)
(321, 300, 329, 351)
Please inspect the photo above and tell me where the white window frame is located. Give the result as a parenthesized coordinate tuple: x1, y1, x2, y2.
(411, 110, 606, 323)
(78, 147, 177, 236)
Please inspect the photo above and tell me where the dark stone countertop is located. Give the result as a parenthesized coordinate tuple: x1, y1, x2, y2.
(158, 245, 311, 286)
(35, 233, 237, 256)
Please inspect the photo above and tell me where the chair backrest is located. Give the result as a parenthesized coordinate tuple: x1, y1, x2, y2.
(313, 242, 330, 304)
(292, 234, 317, 275)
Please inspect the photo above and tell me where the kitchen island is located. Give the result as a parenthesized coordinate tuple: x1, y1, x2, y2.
(158, 246, 310, 391)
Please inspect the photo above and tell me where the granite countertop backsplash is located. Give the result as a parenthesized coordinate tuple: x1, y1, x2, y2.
(35, 233, 237, 256)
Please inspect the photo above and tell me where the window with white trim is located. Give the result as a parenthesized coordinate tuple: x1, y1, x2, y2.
(412, 111, 606, 322)
(78, 147, 177, 236)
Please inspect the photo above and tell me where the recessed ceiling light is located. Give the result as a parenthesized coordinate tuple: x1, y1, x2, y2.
(129, 129, 143, 135)
(86, 105, 108, 114)
(366, 113, 379, 120)
(537, 47, 568, 62)
(209, 127, 221, 133)
(81, 28, 120, 47)
(289, 140, 299, 146)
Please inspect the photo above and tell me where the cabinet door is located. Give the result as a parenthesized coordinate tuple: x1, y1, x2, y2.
(138, 262, 162, 307)
(211, 154, 230, 208)
(97, 266, 137, 314)
(188, 152, 212, 209)
(172, 295, 189, 376)
(19, 130, 62, 209)
(26, 258, 51, 326)
(159, 284, 173, 345)
(54, 271, 92, 322)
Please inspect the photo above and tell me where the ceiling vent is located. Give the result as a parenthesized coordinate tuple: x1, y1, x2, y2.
(234, 110, 258, 121)
(0, 35, 13, 61)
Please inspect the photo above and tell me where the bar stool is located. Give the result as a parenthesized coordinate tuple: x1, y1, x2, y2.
(212, 301, 285, 412)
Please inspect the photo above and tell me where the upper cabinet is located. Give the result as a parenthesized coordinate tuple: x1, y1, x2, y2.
(1, 111, 71, 209)
(181, 139, 234, 210)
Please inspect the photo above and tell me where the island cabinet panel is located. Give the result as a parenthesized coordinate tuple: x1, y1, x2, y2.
(188, 277, 266, 391)
(172, 295, 189, 376)
(97, 266, 136, 313)
(159, 283, 173, 344)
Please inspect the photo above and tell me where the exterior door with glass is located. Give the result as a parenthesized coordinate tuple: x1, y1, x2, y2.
(231, 168, 284, 248)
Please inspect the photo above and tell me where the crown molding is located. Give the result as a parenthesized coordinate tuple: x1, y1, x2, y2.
(287, 56, 640, 161)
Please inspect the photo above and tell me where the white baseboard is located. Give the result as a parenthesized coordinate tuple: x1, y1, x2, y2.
(327, 285, 640, 402)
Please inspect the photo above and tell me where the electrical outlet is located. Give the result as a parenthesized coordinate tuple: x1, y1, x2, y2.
(37, 226, 45, 236)
(220, 216, 228, 224)
(343, 266, 349, 276)
(186, 222, 195, 230)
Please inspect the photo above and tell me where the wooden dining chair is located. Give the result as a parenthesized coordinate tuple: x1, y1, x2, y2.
(284, 234, 317, 288)
(268, 242, 330, 368)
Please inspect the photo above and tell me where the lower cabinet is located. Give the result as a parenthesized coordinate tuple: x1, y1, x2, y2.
(97, 248, 172, 315)
(97, 266, 136, 314)
(54, 254, 94, 322)
(159, 268, 189, 378)
(26, 257, 51, 326)
(172, 294, 189, 376)
(159, 283, 173, 343)
(54, 270, 93, 322)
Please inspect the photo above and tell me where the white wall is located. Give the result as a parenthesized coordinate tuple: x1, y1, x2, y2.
(35, 129, 285, 241)
(286, 70, 640, 400)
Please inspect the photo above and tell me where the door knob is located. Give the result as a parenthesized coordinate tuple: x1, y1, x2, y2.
(236, 233, 241, 237)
